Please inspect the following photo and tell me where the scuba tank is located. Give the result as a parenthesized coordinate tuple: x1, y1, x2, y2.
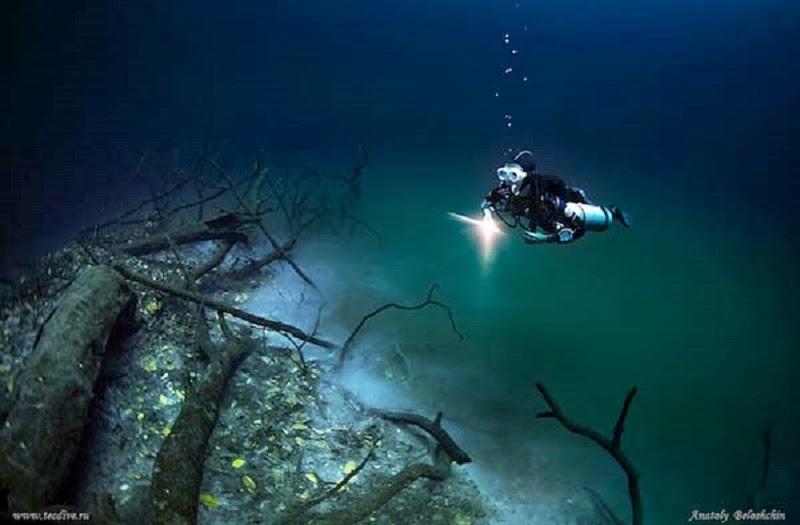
(563, 202, 614, 231)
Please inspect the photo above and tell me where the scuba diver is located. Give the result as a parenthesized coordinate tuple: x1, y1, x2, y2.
(481, 150, 631, 244)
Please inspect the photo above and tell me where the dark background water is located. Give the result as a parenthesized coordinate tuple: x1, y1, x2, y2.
(3, 0, 799, 522)
(4, 0, 799, 260)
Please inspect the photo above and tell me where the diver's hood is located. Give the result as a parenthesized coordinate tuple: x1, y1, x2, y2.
(513, 150, 536, 173)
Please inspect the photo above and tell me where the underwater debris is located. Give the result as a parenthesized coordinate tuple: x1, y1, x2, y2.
(0, 265, 135, 510)
(336, 284, 463, 371)
(117, 213, 253, 257)
(113, 263, 337, 350)
(535, 382, 642, 525)
(201, 155, 319, 291)
(0, 148, 489, 525)
(148, 310, 253, 525)
(371, 410, 472, 465)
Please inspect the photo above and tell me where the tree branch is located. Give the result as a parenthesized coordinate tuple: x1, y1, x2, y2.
(612, 387, 637, 451)
(337, 284, 462, 370)
(535, 382, 642, 525)
(190, 240, 235, 283)
(372, 410, 472, 465)
(200, 154, 319, 291)
(746, 422, 773, 509)
(276, 445, 375, 525)
(117, 213, 250, 256)
(112, 264, 337, 349)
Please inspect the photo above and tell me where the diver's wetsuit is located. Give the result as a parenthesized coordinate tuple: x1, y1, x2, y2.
(484, 172, 591, 243)
(483, 149, 630, 244)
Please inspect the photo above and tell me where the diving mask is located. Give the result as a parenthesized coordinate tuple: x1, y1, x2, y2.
(496, 163, 527, 184)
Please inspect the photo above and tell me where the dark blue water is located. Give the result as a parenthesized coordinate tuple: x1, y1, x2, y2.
(3, 1, 798, 523)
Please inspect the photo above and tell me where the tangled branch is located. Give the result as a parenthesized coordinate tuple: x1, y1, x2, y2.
(336, 284, 463, 370)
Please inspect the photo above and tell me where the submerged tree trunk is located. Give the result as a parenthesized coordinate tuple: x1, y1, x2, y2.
(149, 313, 251, 525)
(0, 265, 135, 510)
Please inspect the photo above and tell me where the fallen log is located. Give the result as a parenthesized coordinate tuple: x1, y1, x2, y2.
(118, 213, 251, 256)
(149, 312, 251, 525)
(0, 265, 135, 510)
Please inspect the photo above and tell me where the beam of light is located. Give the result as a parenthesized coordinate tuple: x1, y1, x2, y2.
(448, 211, 482, 227)
(448, 211, 503, 272)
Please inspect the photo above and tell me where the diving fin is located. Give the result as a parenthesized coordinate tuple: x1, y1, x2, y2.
(610, 206, 631, 229)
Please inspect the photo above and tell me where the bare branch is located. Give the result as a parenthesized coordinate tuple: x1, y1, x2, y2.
(372, 410, 472, 465)
(350, 143, 368, 195)
(112, 264, 337, 349)
(535, 382, 642, 525)
(225, 238, 297, 281)
(276, 445, 376, 525)
(191, 240, 235, 283)
(337, 284, 462, 370)
(746, 422, 773, 509)
(612, 387, 637, 450)
(200, 154, 319, 291)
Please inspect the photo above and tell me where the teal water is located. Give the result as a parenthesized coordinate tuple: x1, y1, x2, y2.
(4, 0, 798, 521)
(332, 151, 799, 522)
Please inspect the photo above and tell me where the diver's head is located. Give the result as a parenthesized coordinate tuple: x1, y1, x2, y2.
(512, 150, 536, 174)
(496, 163, 527, 185)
